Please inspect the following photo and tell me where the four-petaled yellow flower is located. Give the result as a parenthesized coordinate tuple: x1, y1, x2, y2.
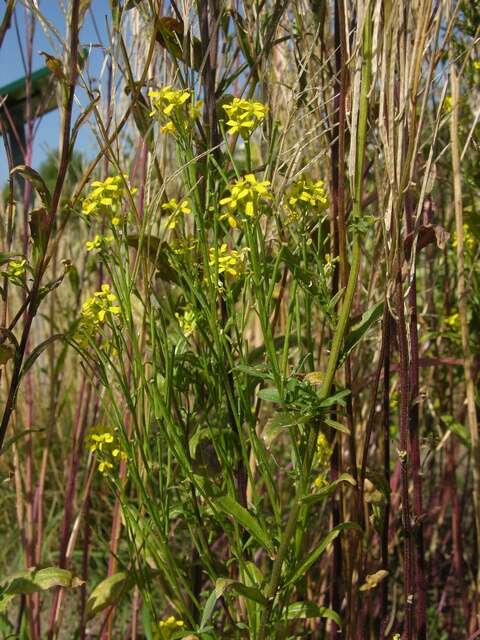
(82, 175, 135, 226)
(86, 235, 114, 252)
(155, 616, 184, 640)
(219, 173, 272, 228)
(175, 305, 197, 337)
(149, 86, 191, 117)
(89, 431, 114, 453)
(88, 426, 127, 476)
(285, 177, 329, 222)
(7, 258, 27, 278)
(161, 198, 192, 230)
(208, 244, 248, 279)
(222, 97, 267, 137)
(443, 95, 453, 112)
(149, 86, 201, 135)
(77, 284, 121, 341)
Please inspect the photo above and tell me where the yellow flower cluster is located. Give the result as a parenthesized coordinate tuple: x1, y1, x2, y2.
(161, 198, 192, 230)
(155, 616, 184, 640)
(452, 224, 476, 252)
(285, 177, 329, 222)
(208, 244, 248, 279)
(86, 234, 114, 252)
(170, 236, 197, 256)
(219, 174, 272, 228)
(148, 86, 201, 134)
(316, 432, 333, 468)
(313, 432, 333, 490)
(444, 312, 460, 333)
(6, 258, 27, 279)
(77, 284, 121, 340)
(88, 426, 127, 475)
(175, 305, 197, 337)
(222, 98, 267, 136)
(443, 95, 453, 112)
(82, 175, 135, 226)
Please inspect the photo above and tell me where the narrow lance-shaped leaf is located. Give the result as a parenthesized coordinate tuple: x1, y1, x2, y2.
(86, 572, 135, 620)
(286, 522, 361, 587)
(214, 495, 275, 557)
(10, 165, 51, 208)
(338, 301, 384, 366)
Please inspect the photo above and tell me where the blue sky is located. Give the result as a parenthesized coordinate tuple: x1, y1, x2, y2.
(0, 1, 111, 183)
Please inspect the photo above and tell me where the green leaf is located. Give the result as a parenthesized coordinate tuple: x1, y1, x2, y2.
(318, 388, 351, 409)
(10, 165, 51, 208)
(262, 412, 307, 448)
(442, 414, 470, 449)
(29, 207, 49, 259)
(214, 495, 275, 556)
(215, 578, 267, 606)
(0, 428, 45, 456)
(286, 522, 361, 587)
(302, 474, 357, 506)
(338, 301, 384, 366)
(0, 567, 83, 611)
(324, 417, 350, 434)
(86, 572, 135, 620)
(285, 601, 341, 625)
(257, 387, 281, 403)
(199, 588, 219, 631)
(20, 334, 64, 381)
(235, 364, 271, 380)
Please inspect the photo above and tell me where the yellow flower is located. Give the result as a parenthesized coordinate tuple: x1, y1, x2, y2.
(285, 177, 328, 222)
(222, 97, 267, 137)
(444, 312, 460, 332)
(170, 236, 197, 255)
(77, 284, 121, 341)
(314, 474, 328, 489)
(161, 198, 192, 229)
(149, 86, 191, 117)
(175, 305, 197, 337)
(219, 174, 272, 227)
(98, 460, 114, 474)
(88, 426, 127, 475)
(160, 121, 176, 135)
(82, 175, 136, 225)
(474, 61, 480, 71)
(156, 616, 184, 640)
(86, 235, 113, 252)
(208, 243, 249, 279)
(188, 100, 203, 119)
(443, 95, 453, 112)
(452, 224, 475, 252)
(149, 86, 201, 135)
(89, 431, 114, 453)
(6, 258, 27, 278)
(316, 432, 333, 468)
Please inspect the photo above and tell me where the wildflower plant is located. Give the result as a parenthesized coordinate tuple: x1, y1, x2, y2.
(6, 3, 476, 640)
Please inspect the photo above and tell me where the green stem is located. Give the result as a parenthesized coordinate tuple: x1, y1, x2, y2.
(257, 6, 372, 635)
